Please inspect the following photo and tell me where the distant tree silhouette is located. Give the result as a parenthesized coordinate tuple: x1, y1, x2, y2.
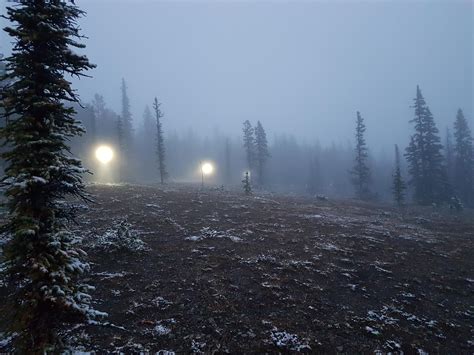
(242, 120, 256, 172)
(92, 93, 106, 120)
(392, 144, 406, 207)
(117, 114, 125, 180)
(120, 78, 134, 159)
(255, 121, 270, 186)
(242, 171, 252, 195)
(153, 97, 167, 184)
(453, 108, 474, 207)
(350, 111, 371, 200)
(405, 86, 447, 205)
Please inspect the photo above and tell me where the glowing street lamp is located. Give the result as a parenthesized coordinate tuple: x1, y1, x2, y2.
(200, 161, 214, 187)
(95, 145, 114, 165)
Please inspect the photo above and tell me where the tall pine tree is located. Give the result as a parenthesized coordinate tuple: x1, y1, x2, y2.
(392, 144, 406, 207)
(350, 111, 371, 200)
(453, 108, 474, 207)
(0, 1, 102, 351)
(405, 86, 447, 205)
(120, 78, 133, 172)
(242, 120, 255, 172)
(116, 114, 125, 180)
(255, 121, 270, 186)
(153, 97, 167, 184)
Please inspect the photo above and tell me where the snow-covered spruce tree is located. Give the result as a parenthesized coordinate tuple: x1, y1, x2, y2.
(453, 108, 474, 207)
(242, 171, 252, 195)
(242, 120, 256, 173)
(350, 111, 371, 200)
(0, 0, 102, 351)
(153, 97, 167, 184)
(392, 144, 406, 207)
(405, 86, 448, 205)
(255, 121, 270, 187)
(0, 53, 7, 169)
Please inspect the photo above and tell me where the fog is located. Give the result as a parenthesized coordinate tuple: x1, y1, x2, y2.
(0, 0, 472, 198)
(2, 0, 470, 147)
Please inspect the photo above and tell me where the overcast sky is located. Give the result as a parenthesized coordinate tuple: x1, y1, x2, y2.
(1, 0, 472, 150)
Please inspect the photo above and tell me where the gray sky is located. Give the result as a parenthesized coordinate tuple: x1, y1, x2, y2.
(1, 0, 472, 150)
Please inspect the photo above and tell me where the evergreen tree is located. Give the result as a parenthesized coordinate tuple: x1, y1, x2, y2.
(120, 78, 133, 158)
(453, 108, 474, 207)
(137, 105, 154, 181)
(117, 115, 125, 180)
(405, 86, 447, 205)
(255, 121, 270, 186)
(0, 1, 102, 351)
(92, 93, 106, 122)
(242, 120, 255, 172)
(350, 111, 371, 199)
(153, 97, 167, 184)
(242, 171, 252, 195)
(392, 144, 406, 207)
(0, 53, 8, 169)
(0, 52, 5, 77)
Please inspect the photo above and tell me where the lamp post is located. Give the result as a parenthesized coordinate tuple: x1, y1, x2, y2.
(94, 144, 115, 183)
(95, 145, 114, 165)
(200, 161, 214, 188)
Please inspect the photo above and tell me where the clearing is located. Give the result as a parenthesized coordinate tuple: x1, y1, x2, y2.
(0, 184, 473, 353)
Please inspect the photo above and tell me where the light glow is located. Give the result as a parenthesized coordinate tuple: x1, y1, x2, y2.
(201, 162, 214, 175)
(95, 145, 114, 164)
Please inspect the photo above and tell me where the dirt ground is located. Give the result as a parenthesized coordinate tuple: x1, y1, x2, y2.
(1, 184, 473, 353)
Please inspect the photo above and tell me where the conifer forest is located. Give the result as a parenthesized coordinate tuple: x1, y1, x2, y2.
(0, 1, 472, 353)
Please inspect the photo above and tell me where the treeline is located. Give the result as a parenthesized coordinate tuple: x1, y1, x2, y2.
(72, 81, 473, 208)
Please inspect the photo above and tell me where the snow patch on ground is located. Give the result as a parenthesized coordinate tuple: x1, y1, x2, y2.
(185, 227, 242, 242)
(90, 220, 148, 252)
(94, 271, 128, 279)
(270, 328, 311, 351)
(154, 323, 171, 336)
(365, 326, 380, 336)
(0, 333, 14, 348)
